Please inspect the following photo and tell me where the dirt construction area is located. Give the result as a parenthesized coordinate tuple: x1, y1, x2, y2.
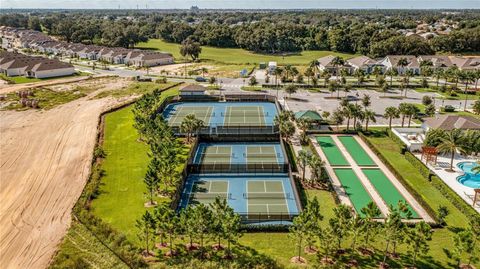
(0, 78, 134, 268)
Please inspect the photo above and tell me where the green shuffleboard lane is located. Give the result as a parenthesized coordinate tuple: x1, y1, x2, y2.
(362, 168, 419, 219)
(337, 136, 376, 166)
(333, 168, 382, 218)
(316, 136, 349, 166)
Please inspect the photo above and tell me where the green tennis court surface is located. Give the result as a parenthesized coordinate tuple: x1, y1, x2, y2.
(224, 106, 266, 126)
(362, 169, 419, 218)
(200, 146, 232, 164)
(337, 136, 376, 166)
(168, 106, 213, 126)
(333, 168, 381, 217)
(190, 180, 229, 205)
(246, 180, 289, 214)
(316, 136, 349, 166)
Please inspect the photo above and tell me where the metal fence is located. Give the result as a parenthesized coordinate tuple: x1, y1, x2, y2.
(187, 163, 289, 174)
(172, 125, 278, 136)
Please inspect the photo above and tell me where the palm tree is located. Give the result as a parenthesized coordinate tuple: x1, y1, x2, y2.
(279, 121, 296, 142)
(331, 56, 345, 78)
(331, 109, 345, 131)
(308, 155, 326, 185)
(329, 80, 340, 98)
(397, 57, 409, 76)
(284, 84, 297, 99)
(201, 67, 208, 77)
(437, 129, 467, 171)
(309, 59, 319, 78)
(297, 150, 312, 183)
(351, 104, 363, 130)
(342, 104, 355, 131)
(405, 104, 419, 128)
(274, 67, 284, 97)
(398, 103, 409, 127)
(403, 69, 414, 97)
(304, 67, 314, 85)
(361, 94, 371, 109)
(383, 107, 399, 129)
(321, 70, 331, 87)
(180, 114, 204, 143)
(386, 68, 398, 87)
(354, 69, 365, 85)
(363, 109, 376, 131)
(458, 70, 475, 110)
(433, 68, 444, 88)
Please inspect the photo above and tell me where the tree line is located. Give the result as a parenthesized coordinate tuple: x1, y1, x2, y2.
(1, 10, 479, 55)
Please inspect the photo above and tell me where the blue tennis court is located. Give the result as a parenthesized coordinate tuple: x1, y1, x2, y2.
(163, 102, 277, 127)
(178, 174, 300, 217)
(193, 142, 286, 165)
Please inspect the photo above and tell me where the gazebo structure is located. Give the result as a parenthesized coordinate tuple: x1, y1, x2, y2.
(294, 110, 323, 127)
(421, 146, 438, 165)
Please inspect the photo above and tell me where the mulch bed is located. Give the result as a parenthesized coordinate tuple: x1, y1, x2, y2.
(290, 256, 307, 265)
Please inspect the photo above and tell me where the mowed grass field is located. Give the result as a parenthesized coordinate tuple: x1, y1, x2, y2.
(90, 87, 188, 244)
(137, 39, 355, 65)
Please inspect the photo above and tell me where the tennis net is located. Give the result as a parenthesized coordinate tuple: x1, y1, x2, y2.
(221, 112, 269, 117)
(243, 192, 290, 199)
(190, 192, 231, 200)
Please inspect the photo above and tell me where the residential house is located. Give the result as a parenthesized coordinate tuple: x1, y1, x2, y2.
(347, 56, 385, 74)
(125, 51, 174, 67)
(26, 61, 75, 79)
(380, 55, 420, 75)
(317, 55, 353, 75)
(450, 57, 480, 71)
(422, 115, 480, 131)
(417, 55, 454, 70)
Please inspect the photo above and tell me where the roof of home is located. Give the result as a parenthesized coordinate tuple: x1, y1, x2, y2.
(180, 84, 207, 92)
(423, 115, 480, 130)
(385, 55, 420, 68)
(418, 55, 454, 68)
(347, 56, 378, 67)
(294, 110, 322, 121)
(317, 55, 337, 67)
(31, 61, 74, 72)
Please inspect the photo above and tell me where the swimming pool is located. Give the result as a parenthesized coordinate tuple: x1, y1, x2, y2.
(457, 162, 480, 188)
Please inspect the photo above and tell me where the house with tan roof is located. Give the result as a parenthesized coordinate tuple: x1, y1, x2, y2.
(347, 56, 385, 74)
(380, 55, 421, 75)
(422, 115, 480, 131)
(125, 51, 174, 67)
(0, 51, 75, 78)
(417, 55, 454, 69)
(317, 55, 353, 75)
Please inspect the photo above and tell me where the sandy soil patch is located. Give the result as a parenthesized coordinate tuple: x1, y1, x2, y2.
(150, 63, 194, 73)
(0, 84, 132, 268)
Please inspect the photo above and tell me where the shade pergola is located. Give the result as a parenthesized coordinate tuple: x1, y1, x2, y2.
(421, 146, 438, 165)
(473, 189, 480, 207)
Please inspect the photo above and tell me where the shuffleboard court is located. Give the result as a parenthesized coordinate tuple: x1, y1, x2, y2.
(333, 168, 381, 217)
(246, 180, 289, 214)
(168, 106, 213, 126)
(190, 180, 229, 205)
(224, 106, 266, 126)
(316, 136, 349, 166)
(337, 136, 376, 166)
(362, 169, 419, 218)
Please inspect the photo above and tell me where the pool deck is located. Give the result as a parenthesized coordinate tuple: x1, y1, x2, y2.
(311, 135, 434, 222)
(413, 152, 480, 213)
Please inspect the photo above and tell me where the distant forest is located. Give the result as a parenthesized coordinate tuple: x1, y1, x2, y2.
(1, 10, 479, 57)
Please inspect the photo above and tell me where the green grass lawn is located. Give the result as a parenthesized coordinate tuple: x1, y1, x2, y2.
(415, 87, 480, 101)
(137, 39, 355, 65)
(49, 221, 129, 269)
(91, 87, 188, 245)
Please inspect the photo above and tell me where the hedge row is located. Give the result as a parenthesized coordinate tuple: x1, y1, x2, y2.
(358, 132, 440, 225)
(404, 151, 479, 220)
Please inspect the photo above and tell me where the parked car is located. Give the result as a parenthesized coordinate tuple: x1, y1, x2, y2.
(195, 77, 207, 82)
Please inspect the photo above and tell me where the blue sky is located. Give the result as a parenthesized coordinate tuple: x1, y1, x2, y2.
(1, 0, 479, 9)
